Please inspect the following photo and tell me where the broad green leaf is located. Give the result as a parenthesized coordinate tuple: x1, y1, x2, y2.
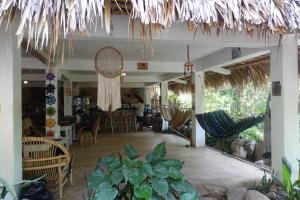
(94, 183, 118, 200)
(141, 163, 154, 177)
(98, 155, 118, 167)
(134, 183, 153, 200)
(179, 192, 198, 200)
(170, 180, 196, 194)
(163, 159, 184, 170)
(125, 144, 140, 159)
(128, 169, 145, 186)
(152, 178, 169, 196)
(122, 165, 130, 182)
(153, 164, 169, 178)
(163, 192, 176, 200)
(110, 170, 124, 185)
(108, 157, 122, 172)
(124, 158, 144, 168)
(169, 167, 183, 180)
(282, 157, 292, 193)
(146, 143, 166, 163)
(87, 169, 108, 190)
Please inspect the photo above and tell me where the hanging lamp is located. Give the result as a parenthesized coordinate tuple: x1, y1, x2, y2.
(184, 45, 193, 77)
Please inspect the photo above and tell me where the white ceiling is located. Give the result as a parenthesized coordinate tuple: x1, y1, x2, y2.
(62, 38, 224, 62)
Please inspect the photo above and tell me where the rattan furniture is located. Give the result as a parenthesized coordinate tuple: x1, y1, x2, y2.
(22, 137, 73, 199)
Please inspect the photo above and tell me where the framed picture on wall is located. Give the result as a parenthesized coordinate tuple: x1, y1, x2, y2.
(272, 81, 281, 96)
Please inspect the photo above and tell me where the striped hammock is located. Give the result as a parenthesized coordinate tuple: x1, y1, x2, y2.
(161, 105, 192, 129)
(196, 110, 265, 138)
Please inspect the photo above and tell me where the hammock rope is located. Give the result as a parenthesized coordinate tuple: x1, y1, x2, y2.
(196, 110, 265, 138)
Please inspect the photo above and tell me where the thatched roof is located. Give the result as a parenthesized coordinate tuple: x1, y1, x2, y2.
(0, 0, 299, 53)
(168, 54, 271, 93)
(205, 54, 270, 89)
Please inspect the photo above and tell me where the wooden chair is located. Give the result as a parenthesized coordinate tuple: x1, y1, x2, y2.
(22, 137, 73, 199)
(79, 116, 101, 146)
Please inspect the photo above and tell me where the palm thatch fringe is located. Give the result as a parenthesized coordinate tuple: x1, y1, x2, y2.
(169, 55, 270, 93)
(0, 0, 299, 53)
(205, 56, 270, 89)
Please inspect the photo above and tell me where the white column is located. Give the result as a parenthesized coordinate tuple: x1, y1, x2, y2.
(270, 34, 299, 178)
(161, 82, 169, 131)
(191, 72, 206, 147)
(0, 29, 22, 185)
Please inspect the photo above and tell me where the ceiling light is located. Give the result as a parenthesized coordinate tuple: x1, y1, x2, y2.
(23, 80, 28, 84)
(121, 72, 126, 77)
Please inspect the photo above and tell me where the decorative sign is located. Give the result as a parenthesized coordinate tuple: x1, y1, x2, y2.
(272, 81, 281, 96)
(232, 48, 241, 59)
(137, 62, 148, 70)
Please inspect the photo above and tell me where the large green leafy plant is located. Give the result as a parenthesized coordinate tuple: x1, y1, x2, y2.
(87, 143, 200, 200)
(275, 157, 300, 199)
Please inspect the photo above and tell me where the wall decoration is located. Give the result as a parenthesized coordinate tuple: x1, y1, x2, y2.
(45, 70, 57, 137)
(137, 62, 148, 70)
(46, 95, 56, 105)
(46, 118, 56, 128)
(46, 107, 56, 116)
(45, 83, 56, 95)
(272, 81, 281, 96)
(46, 130, 55, 137)
(232, 48, 241, 59)
(46, 72, 55, 81)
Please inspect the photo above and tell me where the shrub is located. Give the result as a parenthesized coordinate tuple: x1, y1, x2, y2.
(87, 143, 200, 200)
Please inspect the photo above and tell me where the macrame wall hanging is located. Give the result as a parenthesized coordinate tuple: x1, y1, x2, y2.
(95, 46, 123, 112)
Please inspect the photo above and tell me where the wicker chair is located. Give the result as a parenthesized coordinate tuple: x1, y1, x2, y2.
(22, 137, 73, 199)
(79, 116, 101, 146)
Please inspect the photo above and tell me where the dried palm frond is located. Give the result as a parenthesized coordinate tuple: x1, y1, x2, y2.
(205, 56, 270, 89)
(0, 0, 299, 54)
(0, 0, 105, 54)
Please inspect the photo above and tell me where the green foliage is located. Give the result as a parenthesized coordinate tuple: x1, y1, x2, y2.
(239, 127, 264, 142)
(274, 157, 300, 200)
(168, 92, 192, 108)
(87, 143, 200, 200)
(249, 170, 274, 194)
(205, 83, 270, 142)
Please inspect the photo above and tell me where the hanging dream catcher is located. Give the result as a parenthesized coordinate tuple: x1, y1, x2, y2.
(95, 46, 123, 78)
(95, 46, 123, 112)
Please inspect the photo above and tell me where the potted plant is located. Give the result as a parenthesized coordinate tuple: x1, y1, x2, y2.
(87, 142, 200, 200)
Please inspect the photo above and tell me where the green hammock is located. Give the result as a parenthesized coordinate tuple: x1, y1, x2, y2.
(196, 110, 265, 138)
